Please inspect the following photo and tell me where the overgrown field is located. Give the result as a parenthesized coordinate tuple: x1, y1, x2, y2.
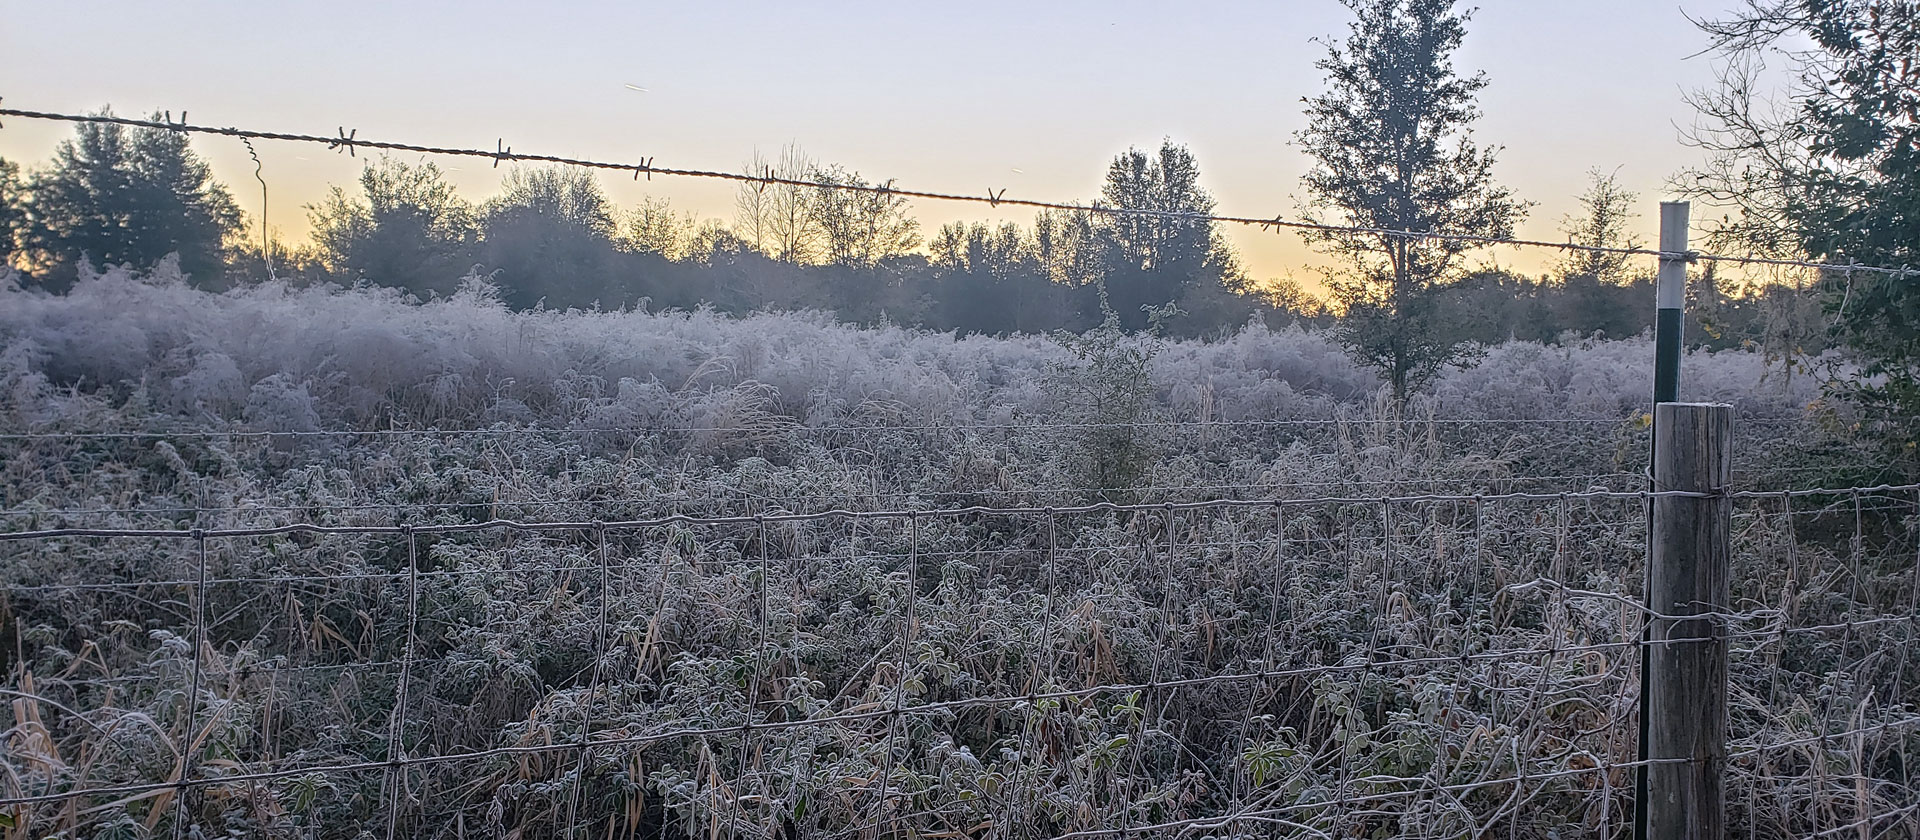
(2, 267, 1915, 838)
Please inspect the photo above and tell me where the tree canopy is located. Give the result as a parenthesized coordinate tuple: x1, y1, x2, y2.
(1682, 0, 1920, 476)
(0, 158, 23, 271)
(1296, 0, 1526, 403)
(308, 157, 477, 298)
(20, 110, 242, 290)
(477, 167, 622, 309)
(1094, 141, 1251, 334)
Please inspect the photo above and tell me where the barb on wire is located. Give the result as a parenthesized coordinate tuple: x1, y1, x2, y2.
(0, 103, 1912, 278)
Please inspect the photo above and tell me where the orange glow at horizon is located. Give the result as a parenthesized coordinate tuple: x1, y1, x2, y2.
(1, 1, 1774, 297)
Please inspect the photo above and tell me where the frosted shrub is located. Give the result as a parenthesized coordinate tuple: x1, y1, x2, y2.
(242, 373, 323, 433)
(0, 266, 1813, 440)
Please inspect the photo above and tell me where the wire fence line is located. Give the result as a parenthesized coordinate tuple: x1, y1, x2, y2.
(1, 471, 1892, 524)
(0, 487, 1787, 542)
(0, 412, 1818, 528)
(0, 417, 1670, 442)
(7, 484, 1918, 541)
(1, 104, 1913, 280)
(5, 480, 1919, 837)
(0, 415, 1811, 446)
(0, 472, 1654, 519)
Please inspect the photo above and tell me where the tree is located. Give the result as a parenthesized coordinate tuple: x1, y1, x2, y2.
(1556, 169, 1642, 285)
(1093, 141, 1248, 332)
(1033, 208, 1103, 290)
(927, 221, 1076, 333)
(1263, 276, 1333, 327)
(23, 110, 242, 290)
(734, 144, 821, 263)
(624, 196, 692, 260)
(1681, 0, 1918, 476)
(0, 158, 22, 271)
(1296, 0, 1526, 404)
(477, 166, 622, 309)
(1552, 169, 1651, 339)
(805, 165, 920, 267)
(308, 157, 477, 298)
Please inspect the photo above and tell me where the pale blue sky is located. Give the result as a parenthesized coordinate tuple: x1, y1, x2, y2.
(0, 1, 1771, 283)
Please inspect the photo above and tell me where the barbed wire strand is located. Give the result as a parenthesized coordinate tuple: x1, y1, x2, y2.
(1, 105, 1913, 279)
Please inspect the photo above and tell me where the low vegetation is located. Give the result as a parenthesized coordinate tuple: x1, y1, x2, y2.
(2, 268, 1912, 838)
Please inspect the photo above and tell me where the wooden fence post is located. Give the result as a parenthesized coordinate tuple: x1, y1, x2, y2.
(1637, 200, 1693, 840)
(1646, 402, 1731, 839)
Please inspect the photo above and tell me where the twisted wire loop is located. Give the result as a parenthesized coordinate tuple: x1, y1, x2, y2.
(6, 486, 1918, 836)
(0, 105, 1913, 279)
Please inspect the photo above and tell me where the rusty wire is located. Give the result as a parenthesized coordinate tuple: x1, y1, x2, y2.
(1, 104, 1913, 279)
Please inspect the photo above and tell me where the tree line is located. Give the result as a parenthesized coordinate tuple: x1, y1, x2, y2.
(0, 126, 1300, 335)
(0, 0, 1889, 406)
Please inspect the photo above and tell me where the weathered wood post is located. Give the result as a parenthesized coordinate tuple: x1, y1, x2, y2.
(1645, 401, 1731, 840)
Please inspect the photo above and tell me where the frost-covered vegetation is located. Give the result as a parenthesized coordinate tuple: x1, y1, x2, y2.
(2, 266, 1914, 839)
(0, 263, 1832, 523)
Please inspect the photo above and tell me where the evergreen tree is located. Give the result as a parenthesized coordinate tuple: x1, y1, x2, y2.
(1094, 141, 1247, 332)
(1296, 0, 1525, 404)
(1552, 169, 1651, 340)
(23, 110, 242, 290)
(0, 158, 23, 271)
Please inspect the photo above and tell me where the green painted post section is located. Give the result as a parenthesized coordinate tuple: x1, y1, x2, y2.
(1636, 199, 1690, 840)
(1652, 201, 1689, 403)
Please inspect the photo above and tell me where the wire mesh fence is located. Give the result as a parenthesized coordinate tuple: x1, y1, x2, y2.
(4, 480, 1918, 838)
(0, 413, 1834, 537)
